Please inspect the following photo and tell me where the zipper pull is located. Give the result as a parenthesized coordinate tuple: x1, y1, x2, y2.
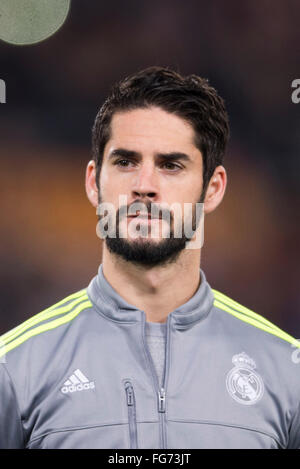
(158, 388, 166, 413)
(125, 382, 134, 406)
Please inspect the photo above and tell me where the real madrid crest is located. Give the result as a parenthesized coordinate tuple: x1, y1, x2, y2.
(226, 352, 264, 405)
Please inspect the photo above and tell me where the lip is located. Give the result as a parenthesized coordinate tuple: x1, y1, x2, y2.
(127, 214, 161, 220)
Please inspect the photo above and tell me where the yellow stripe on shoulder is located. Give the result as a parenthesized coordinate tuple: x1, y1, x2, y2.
(0, 289, 88, 345)
(214, 297, 300, 348)
(212, 288, 283, 333)
(0, 299, 93, 359)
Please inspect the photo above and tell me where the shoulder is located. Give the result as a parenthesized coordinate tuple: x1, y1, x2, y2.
(211, 287, 300, 351)
(0, 288, 93, 363)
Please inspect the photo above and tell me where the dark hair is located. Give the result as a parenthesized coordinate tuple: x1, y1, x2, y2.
(92, 66, 229, 197)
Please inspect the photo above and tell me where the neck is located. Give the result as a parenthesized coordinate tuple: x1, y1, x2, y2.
(101, 245, 201, 323)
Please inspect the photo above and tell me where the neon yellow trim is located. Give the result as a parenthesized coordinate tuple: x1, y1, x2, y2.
(214, 299, 300, 348)
(1, 289, 87, 343)
(213, 289, 283, 333)
(0, 300, 92, 358)
(1, 293, 89, 346)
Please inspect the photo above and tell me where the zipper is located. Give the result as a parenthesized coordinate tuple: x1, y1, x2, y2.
(142, 314, 170, 448)
(158, 387, 166, 412)
(124, 380, 138, 449)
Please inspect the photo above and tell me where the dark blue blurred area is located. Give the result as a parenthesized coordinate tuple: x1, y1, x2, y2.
(0, 0, 299, 337)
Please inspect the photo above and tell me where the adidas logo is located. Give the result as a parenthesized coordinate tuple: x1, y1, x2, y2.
(61, 369, 95, 394)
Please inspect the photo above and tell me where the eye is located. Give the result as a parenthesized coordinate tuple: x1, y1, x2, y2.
(114, 159, 135, 168)
(161, 161, 182, 171)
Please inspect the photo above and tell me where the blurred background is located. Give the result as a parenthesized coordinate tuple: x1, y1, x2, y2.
(0, 0, 299, 336)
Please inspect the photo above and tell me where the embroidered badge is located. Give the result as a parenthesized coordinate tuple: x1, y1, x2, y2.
(226, 352, 264, 405)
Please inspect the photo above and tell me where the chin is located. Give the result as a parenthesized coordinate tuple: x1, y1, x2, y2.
(128, 233, 164, 241)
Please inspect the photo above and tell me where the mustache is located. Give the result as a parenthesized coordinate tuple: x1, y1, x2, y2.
(117, 200, 173, 222)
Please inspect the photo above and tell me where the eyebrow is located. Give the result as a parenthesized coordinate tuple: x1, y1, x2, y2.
(108, 148, 191, 162)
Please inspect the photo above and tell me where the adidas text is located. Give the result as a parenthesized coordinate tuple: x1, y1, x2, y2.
(61, 381, 95, 394)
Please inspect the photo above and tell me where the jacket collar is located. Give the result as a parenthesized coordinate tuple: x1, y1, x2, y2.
(87, 264, 214, 328)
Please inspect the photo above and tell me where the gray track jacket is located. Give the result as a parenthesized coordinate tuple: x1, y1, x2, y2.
(0, 265, 299, 449)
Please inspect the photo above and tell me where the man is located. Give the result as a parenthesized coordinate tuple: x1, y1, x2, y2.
(0, 67, 299, 449)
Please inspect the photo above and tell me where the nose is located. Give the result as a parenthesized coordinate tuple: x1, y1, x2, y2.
(131, 163, 159, 201)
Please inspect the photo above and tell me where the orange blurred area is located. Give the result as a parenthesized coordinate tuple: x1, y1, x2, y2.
(0, 143, 100, 331)
(1, 143, 99, 269)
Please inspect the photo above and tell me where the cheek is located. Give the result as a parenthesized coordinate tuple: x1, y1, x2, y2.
(165, 183, 201, 206)
(182, 175, 203, 203)
(99, 167, 131, 203)
(99, 169, 111, 199)
(161, 170, 202, 203)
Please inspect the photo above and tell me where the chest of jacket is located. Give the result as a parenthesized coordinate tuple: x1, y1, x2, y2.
(25, 318, 284, 449)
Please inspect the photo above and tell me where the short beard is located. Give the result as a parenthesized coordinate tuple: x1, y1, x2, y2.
(99, 192, 204, 268)
(105, 231, 187, 267)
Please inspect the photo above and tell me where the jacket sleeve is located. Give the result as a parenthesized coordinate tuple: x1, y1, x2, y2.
(288, 400, 300, 449)
(0, 364, 24, 448)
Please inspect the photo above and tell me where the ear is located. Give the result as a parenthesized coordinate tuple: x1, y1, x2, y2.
(204, 165, 227, 214)
(85, 160, 99, 208)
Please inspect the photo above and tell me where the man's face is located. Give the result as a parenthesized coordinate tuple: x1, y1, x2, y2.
(98, 106, 204, 266)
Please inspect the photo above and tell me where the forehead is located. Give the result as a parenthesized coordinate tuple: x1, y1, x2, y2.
(107, 106, 198, 153)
